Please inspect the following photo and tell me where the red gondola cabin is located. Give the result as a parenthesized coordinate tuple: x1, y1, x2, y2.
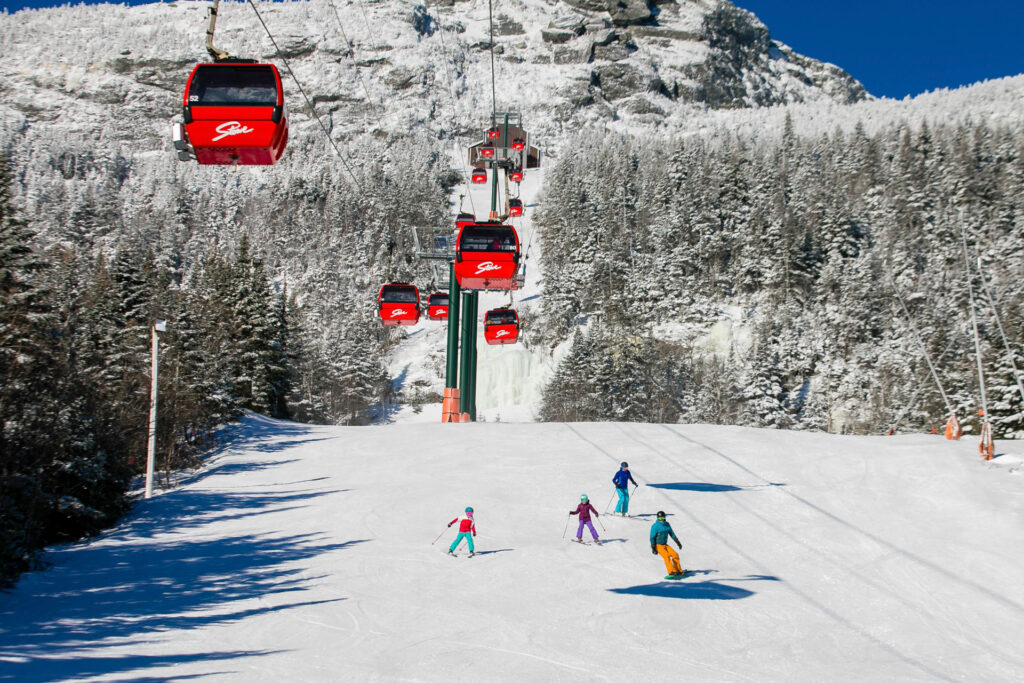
(508, 198, 523, 217)
(377, 283, 420, 326)
(454, 223, 520, 291)
(178, 62, 288, 165)
(426, 292, 450, 321)
(509, 168, 523, 183)
(480, 146, 495, 159)
(511, 138, 525, 151)
(471, 169, 487, 184)
(487, 127, 501, 140)
(484, 307, 519, 345)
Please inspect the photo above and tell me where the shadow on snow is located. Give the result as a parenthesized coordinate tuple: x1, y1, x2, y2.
(0, 479, 364, 681)
(609, 573, 778, 601)
(648, 482, 743, 492)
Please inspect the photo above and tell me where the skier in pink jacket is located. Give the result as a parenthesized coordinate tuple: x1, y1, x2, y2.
(447, 507, 476, 556)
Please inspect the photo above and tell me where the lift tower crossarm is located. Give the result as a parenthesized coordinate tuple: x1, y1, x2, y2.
(206, 0, 234, 62)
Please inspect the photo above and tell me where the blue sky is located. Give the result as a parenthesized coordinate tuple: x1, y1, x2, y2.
(736, 0, 1024, 98)
(2, 0, 1022, 99)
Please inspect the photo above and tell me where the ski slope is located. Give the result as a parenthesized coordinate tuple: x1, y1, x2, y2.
(2, 414, 1023, 682)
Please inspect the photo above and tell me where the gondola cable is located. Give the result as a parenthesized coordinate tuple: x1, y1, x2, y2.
(245, 0, 362, 189)
(423, 2, 477, 216)
(487, 0, 497, 116)
(354, 0, 379, 54)
(323, 0, 383, 120)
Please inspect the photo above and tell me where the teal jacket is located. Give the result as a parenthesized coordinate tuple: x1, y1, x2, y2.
(649, 520, 680, 548)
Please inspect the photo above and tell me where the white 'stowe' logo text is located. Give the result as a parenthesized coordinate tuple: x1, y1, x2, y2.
(475, 261, 503, 275)
(390, 308, 409, 318)
(496, 330, 510, 337)
(213, 121, 255, 142)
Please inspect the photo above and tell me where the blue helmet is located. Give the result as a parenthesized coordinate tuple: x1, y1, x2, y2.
(580, 495, 588, 502)
(465, 507, 474, 513)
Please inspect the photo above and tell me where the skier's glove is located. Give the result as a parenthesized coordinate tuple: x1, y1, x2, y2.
(676, 542, 682, 550)
(651, 546, 657, 555)
(448, 522, 453, 527)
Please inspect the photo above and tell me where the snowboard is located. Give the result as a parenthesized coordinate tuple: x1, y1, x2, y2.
(664, 570, 691, 580)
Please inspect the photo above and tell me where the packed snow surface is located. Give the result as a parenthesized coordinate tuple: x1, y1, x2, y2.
(1, 413, 1023, 681)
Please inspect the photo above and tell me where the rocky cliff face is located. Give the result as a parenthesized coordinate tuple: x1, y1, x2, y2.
(0, 0, 868, 156)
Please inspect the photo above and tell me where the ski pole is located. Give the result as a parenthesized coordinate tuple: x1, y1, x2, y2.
(431, 526, 450, 545)
(604, 490, 616, 513)
(595, 515, 607, 533)
(562, 514, 571, 539)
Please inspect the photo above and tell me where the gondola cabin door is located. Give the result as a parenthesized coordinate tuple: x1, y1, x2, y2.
(454, 223, 520, 291)
(182, 62, 288, 165)
(483, 308, 519, 345)
(377, 283, 421, 326)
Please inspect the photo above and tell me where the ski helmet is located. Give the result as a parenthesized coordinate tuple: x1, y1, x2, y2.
(656, 510, 666, 520)
(621, 461, 629, 468)
(580, 495, 588, 502)
(465, 507, 474, 514)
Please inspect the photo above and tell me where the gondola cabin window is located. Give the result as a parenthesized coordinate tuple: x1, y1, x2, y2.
(459, 230, 517, 253)
(188, 66, 279, 105)
(485, 309, 517, 325)
(380, 286, 419, 303)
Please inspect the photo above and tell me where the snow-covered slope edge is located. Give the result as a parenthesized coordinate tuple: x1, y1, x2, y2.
(1, 413, 1021, 681)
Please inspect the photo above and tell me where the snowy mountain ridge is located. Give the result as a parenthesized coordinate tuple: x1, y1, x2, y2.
(0, 0, 867, 151)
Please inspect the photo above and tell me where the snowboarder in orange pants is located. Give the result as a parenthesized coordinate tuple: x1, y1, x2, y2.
(650, 510, 683, 578)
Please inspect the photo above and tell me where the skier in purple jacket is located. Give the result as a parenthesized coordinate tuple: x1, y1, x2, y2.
(569, 495, 601, 544)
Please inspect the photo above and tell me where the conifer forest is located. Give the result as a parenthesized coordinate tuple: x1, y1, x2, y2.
(537, 119, 1024, 435)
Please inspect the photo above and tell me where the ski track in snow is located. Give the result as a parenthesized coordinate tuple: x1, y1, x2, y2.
(1, 414, 1023, 681)
(570, 422, 947, 679)
(611, 423, 954, 680)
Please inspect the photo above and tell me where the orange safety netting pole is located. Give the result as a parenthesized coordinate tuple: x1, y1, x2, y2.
(944, 414, 962, 440)
(961, 224, 993, 460)
(979, 410, 994, 460)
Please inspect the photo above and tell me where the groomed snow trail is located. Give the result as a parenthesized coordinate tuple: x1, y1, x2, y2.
(1, 415, 1022, 682)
